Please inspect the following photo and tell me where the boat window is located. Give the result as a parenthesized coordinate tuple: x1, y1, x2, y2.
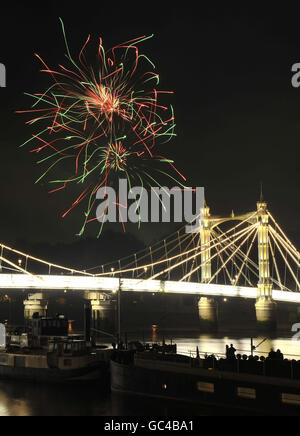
(237, 387, 256, 400)
(196, 381, 214, 393)
(282, 393, 300, 406)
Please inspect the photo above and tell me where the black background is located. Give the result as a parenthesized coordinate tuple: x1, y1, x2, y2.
(0, 3, 299, 259)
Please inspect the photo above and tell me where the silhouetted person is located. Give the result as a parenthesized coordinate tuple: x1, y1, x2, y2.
(268, 348, 276, 360)
(276, 349, 284, 361)
(118, 341, 124, 350)
(226, 345, 230, 359)
(228, 344, 236, 360)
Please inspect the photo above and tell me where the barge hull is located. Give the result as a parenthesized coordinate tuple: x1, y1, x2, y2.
(111, 360, 300, 414)
(0, 362, 108, 384)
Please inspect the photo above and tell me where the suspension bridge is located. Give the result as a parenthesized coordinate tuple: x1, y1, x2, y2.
(0, 199, 299, 328)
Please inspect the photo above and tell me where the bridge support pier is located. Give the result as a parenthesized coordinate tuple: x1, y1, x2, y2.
(255, 298, 277, 331)
(24, 293, 48, 323)
(86, 292, 116, 336)
(198, 297, 218, 332)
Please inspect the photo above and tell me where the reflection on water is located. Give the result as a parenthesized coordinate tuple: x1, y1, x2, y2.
(0, 389, 30, 416)
(0, 332, 298, 416)
(0, 380, 254, 417)
(0, 381, 112, 416)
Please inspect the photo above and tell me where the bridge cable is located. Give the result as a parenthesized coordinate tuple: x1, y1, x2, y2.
(269, 231, 300, 290)
(94, 216, 258, 279)
(179, 224, 257, 283)
(206, 227, 258, 285)
(212, 228, 257, 287)
(213, 226, 258, 287)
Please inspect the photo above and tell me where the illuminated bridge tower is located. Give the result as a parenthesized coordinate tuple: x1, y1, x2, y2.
(255, 200, 277, 330)
(198, 204, 218, 330)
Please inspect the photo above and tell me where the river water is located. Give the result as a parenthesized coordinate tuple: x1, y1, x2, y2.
(0, 332, 299, 416)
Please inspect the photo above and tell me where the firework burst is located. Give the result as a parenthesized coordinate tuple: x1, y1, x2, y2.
(17, 19, 185, 236)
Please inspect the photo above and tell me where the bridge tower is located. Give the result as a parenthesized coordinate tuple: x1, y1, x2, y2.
(23, 293, 48, 323)
(255, 200, 277, 330)
(198, 204, 218, 330)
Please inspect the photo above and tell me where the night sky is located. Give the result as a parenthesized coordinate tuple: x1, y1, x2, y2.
(0, 3, 299, 253)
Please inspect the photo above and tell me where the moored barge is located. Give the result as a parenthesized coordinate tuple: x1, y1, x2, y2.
(111, 345, 300, 414)
(0, 315, 111, 384)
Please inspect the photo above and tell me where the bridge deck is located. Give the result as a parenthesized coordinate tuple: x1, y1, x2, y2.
(0, 274, 298, 304)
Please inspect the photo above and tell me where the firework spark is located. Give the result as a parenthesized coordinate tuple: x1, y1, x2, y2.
(17, 19, 185, 236)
